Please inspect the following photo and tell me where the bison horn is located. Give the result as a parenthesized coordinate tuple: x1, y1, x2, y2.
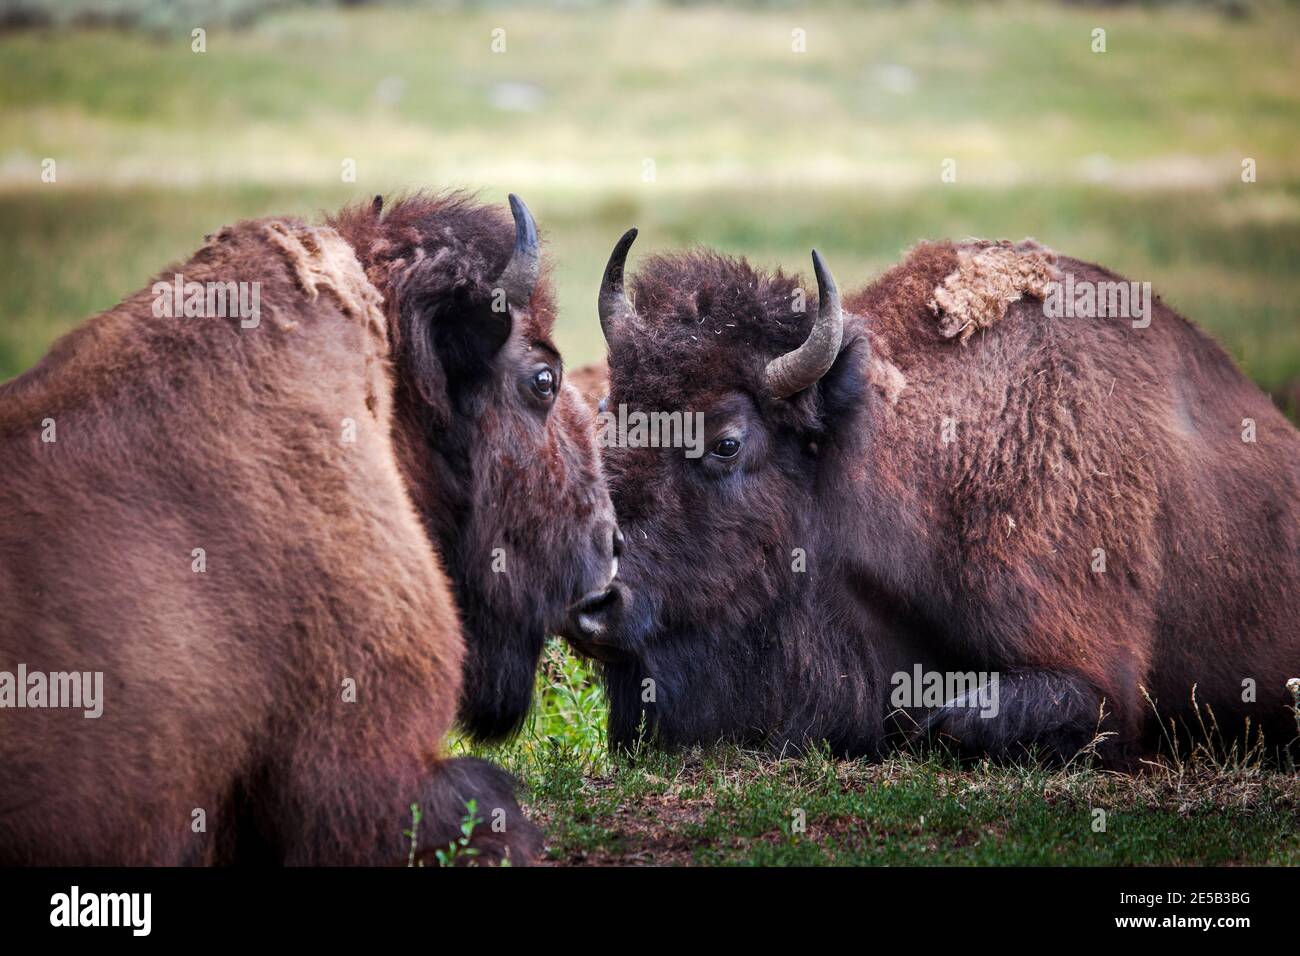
(495, 193, 541, 307)
(766, 249, 845, 399)
(598, 228, 639, 349)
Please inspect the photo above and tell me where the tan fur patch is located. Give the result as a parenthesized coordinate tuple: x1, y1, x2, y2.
(869, 354, 907, 405)
(259, 219, 390, 418)
(927, 239, 1061, 342)
(261, 220, 386, 337)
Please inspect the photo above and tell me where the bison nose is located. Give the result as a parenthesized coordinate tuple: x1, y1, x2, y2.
(573, 586, 619, 640)
(566, 585, 631, 663)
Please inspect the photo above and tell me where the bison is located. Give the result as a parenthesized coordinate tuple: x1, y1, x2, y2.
(330, 193, 619, 741)
(0, 192, 612, 863)
(568, 230, 1300, 767)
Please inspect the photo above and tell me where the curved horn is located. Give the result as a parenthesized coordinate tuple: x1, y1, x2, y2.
(496, 193, 540, 307)
(766, 249, 844, 399)
(598, 227, 638, 349)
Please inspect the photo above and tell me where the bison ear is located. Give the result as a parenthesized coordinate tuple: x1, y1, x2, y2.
(398, 284, 512, 410)
(424, 298, 517, 397)
(402, 303, 513, 414)
(815, 329, 871, 428)
(465, 296, 516, 362)
(405, 308, 451, 411)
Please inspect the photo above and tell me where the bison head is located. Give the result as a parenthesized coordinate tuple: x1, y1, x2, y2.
(333, 193, 619, 742)
(568, 230, 906, 756)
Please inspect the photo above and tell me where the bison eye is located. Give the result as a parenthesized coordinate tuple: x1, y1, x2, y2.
(531, 367, 557, 400)
(711, 437, 741, 460)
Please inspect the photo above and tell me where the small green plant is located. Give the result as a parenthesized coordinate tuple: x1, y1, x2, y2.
(434, 800, 482, 868)
(404, 802, 422, 868)
(451, 638, 612, 780)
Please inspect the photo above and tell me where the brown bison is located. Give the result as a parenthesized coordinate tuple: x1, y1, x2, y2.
(330, 193, 619, 741)
(0, 193, 612, 864)
(569, 230, 1300, 766)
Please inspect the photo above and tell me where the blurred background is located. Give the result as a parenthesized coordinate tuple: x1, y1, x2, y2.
(1, 0, 1297, 413)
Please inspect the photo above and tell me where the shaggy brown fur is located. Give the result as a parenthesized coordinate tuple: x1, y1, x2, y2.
(0, 218, 541, 864)
(570, 353, 906, 412)
(586, 239, 1300, 765)
(330, 193, 617, 741)
(857, 241, 1300, 756)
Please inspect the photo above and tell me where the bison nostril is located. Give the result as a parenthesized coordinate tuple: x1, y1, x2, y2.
(565, 585, 632, 662)
(576, 586, 619, 618)
(573, 586, 619, 639)
(576, 610, 606, 641)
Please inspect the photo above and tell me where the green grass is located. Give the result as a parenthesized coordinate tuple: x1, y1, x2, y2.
(460, 641, 1300, 866)
(3, 2, 1299, 864)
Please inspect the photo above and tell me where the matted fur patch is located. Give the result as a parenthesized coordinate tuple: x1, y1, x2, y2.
(869, 355, 907, 405)
(261, 220, 386, 336)
(927, 239, 1061, 342)
(260, 219, 391, 417)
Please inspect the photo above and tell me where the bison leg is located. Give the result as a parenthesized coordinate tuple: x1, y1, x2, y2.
(915, 670, 1111, 765)
(261, 755, 542, 866)
(409, 757, 544, 867)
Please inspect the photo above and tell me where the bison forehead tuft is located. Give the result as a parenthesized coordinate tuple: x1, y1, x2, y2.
(328, 189, 558, 339)
(630, 250, 806, 344)
(612, 250, 830, 401)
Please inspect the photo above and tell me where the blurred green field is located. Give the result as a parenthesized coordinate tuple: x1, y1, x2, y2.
(3, 1, 1299, 865)
(2, 2, 1299, 393)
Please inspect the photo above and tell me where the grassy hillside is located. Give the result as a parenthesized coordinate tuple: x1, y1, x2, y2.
(2, 2, 1298, 391)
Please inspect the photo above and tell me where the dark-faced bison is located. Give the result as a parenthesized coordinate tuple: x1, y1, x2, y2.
(331, 193, 619, 741)
(0, 193, 612, 864)
(571, 231, 1300, 766)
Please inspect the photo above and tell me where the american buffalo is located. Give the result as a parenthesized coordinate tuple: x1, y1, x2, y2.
(0, 192, 612, 863)
(330, 193, 619, 741)
(569, 231, 1300, 767)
